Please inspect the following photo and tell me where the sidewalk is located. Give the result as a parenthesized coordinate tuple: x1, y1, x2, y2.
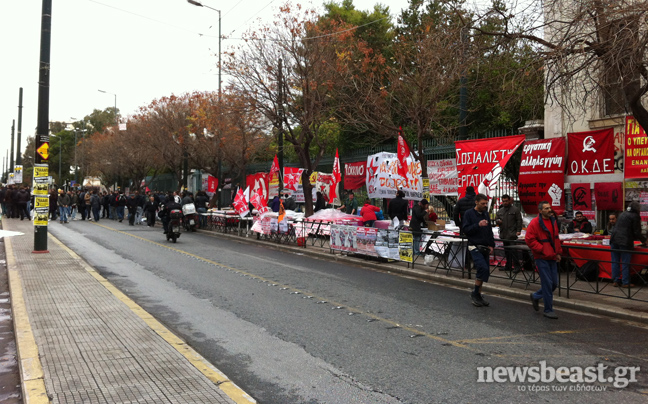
(4, 218, 255, 404)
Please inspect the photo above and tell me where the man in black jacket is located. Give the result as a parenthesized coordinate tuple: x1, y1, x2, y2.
(610, 202, 646, 287)
(410, 199, 429, 255)
(387, 190, 408, 222)
(453, 186, 477, 231)
(463, 193, 495, 307)
(567, 211, 593, 233)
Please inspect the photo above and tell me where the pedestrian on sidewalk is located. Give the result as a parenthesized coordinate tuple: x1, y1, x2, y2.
(135, 191, 145, 225)
(127, 193, 138, 226)
(117, 191, 126, 222)
(462, 193, 495, 307)
(70, 190, 78, 220)
(144, 196, 157, 227)
(16, 186, 31, 220)
(78, 189, 87, 220)
(102, 191, 110, 218)
(84, 190, 92, 221)
(57, 189, 71, 223)
(527, 201, 562, 319)
(49, 188, 58, 221)
(610, 201, 646, 288)
(90, 190, 102, 222)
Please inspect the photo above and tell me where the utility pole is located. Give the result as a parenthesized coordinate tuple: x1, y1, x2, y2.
(10, 120, 15, 173)
(16, 87, 23, 165)
(277, 58, 284, 192)
(33, 0, 52, 253)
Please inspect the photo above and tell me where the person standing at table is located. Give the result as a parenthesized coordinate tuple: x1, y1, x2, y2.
(610, 202, 646, 288)
(462, 194, 495, 307)
(360, 198, 381, 227)
(495, 194, 524, 272)
(567, 211, 593, 233)
(338, 191, 358, 215)
(453, 186, 476, 231)
(527, 201, 562, 319)
(409, 199, 430, 255)
(387, 190, 408, 222)
(602, 212, 617, 236)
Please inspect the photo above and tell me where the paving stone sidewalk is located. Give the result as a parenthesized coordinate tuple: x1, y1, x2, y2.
(4, 218, 250, 404)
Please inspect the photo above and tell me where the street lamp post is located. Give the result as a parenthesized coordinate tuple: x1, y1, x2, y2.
(98, 89, 118, 126)
(187, 0, 222, 204)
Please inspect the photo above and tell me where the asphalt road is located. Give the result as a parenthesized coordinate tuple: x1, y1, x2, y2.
(49, 219, 648, 403)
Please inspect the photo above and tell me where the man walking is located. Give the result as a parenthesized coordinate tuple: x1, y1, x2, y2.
(462, 194, 495, 307)
(527, 201, 563, 319)
(495, 194, 524, 272)
(610, 202, 646, 288)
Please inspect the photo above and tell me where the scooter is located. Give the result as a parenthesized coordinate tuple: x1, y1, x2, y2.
(182, 203, 198, 232)
(167, 209, 183, 243)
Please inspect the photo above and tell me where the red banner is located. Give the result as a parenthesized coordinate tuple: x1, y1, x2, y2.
(331, 149, 341, 199)
(571, 183, 592, 211)
(594, 182, 623, 211)
(246, 173, 269, 203)
(455, 135, 526, 199)
(344, 161, 366, 190)
(625, 116, 648, 179)
(517, 138, 566, 215)
(567, 128, 615, 175)
(207, 175, 218, 194)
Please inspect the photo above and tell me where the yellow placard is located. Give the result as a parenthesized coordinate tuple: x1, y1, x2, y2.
(33, 213, 49, 226)
(34, 166, 48, 178)
(34, 197, 49, 209)
(398, 232, 414, 263)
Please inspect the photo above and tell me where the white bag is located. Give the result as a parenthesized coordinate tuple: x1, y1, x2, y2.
(182, 203, 196, 215)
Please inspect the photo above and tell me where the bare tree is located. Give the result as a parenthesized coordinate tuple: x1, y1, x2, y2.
(468, 0, 648, 131)
(224, 2, 340, 215)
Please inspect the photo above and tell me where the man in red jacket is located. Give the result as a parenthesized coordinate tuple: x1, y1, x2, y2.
(526, 201, 563, 319)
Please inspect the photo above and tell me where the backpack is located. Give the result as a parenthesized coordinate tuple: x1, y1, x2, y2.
(576, 260, 599, 282)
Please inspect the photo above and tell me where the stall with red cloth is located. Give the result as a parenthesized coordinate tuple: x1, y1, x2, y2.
(564, 241, 648, 279)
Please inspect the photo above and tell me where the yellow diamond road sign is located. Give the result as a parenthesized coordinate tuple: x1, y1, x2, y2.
(37, 143, 49, 160)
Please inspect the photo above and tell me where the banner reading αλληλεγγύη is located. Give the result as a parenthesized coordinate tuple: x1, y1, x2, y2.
(517, 137, 566, 215)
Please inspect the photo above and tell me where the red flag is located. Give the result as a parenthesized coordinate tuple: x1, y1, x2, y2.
(250, 188, 270, 216)
(397, 129, 410, 179)
(283, 167, 304, 191)
(269, 154, 281, 182)
(233, 188, 250, 217)
(331, 149, 341, 199)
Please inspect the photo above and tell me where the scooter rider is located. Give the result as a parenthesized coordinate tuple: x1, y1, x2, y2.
(159, 194, 182, 234)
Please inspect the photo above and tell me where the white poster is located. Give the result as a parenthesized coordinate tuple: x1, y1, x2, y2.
(427, 159, 458, 196)
(366, 152, 422, 200)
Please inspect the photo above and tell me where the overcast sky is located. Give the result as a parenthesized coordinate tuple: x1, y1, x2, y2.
(0, 0, 413, 174)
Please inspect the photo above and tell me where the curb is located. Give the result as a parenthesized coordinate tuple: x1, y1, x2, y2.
(6, 233, 50, 404)
(206, 230, 648, 326)
(47, 233, 257, 404)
